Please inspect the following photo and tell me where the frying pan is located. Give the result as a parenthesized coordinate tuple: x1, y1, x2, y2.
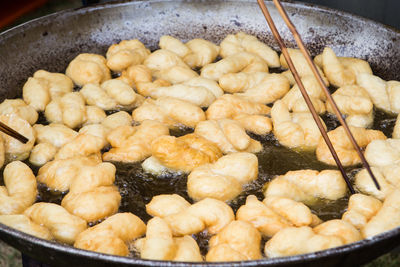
(1, 0, 400, 266)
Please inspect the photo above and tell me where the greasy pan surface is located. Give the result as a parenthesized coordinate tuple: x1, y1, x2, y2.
(1, 0, 400, 266)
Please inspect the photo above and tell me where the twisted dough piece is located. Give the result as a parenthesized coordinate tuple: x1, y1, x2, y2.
(356, 170, 385, 201)
(139, 78, 222, 107)
(80, 79, 143, 110)
(106, 39, 150, 72)
(0, 161, 37, 215)
(281, 75, 326, 114)
(280, 48, 328, 85)
(31, 123, 106, 167)
(264, 169, 347, 204)
(132, 97, 205, 129)
(220, 32, 280, 68)
(144, 49, 198, 84)
(54, 131, 105, 161)
(61, 162, 121, 222)
(34, 123, 78, 148)
(264, 220, 361, 258)
(22, 70, 73, 111)
(355, 141, 400, 200)
(271, 100, 325, 150)
(45, 92, 87, 129)
(24, 203, 87, 244)
(236, 195, 321, 237)
(232, 114, 272, 135)
(160, 35, 220, 68)
(357, 73, 400, 113)
(219, 72, 290, 104)
(0, 114, 35, 162)
(117, 64, 171, 89)
(146, 196, 234, 236)
(195, 119, 262, 154)
(206, 220, 261, 262)
(0, 99, 38, 125)
(142, 134, 222, 174)
(101, 111, 132, 132)
(29, 123, 78, 166)
(201, 52, 269, 81)
(206, 94, 271, 120)
(103, 120, 169, 163)
(0, 214, 52, 240)
(361, 190, 400, 238)
(316, 126, 386, 166)
(342, 194, 382, 232)
(66, 53, 111, 87)
(74, 212, 146, 256)
(37, 156, 101, 192)
(326, 85, 374, 128)
(187, 153, 258, 201)
(317, 47, 372, 88)
(134, 217, 203, 261)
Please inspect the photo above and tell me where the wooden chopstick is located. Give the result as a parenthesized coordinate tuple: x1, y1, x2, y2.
(268, 0, 381, 190)
(0, 121, 29, 144)
(256, 0, 356, 193)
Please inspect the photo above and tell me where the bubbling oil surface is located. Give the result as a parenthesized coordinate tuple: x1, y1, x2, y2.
(0, 106, 395, 259)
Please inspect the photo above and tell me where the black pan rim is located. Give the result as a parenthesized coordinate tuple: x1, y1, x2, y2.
(1, 0, 400, 265)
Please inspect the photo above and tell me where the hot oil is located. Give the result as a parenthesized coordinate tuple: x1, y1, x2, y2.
(4, 106, 395, 258)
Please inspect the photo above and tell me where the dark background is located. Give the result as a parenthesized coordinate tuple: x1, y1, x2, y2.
(296, 0, 400, 29)
(2, 0, 400, 31)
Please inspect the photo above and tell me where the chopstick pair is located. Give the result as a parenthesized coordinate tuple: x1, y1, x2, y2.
(0, 121, 29, 144)
(257, 0, 381, 193)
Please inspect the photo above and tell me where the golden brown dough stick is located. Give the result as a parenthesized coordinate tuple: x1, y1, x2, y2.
(0, 99, 38, 125)
(207, 220, 261, 261)
(74, 212, 146, 256)
(362, 190, 400, 238)
(264, 169, 347, 204)
(271, 100, 325, 150)
(264, 220, 361, 258)
(187, 153, 258, 202)
(144, 134, 222, 173)
(316, 126, 386, 166)
(132, 97, 205, 129)
(24, 203, 87, 244)
(280, 48, 328, 85)
(66, 53, 111, 87)
(357, 73, 400, 113)
(219, 72, 290, 104)
(0, 161, 37, 215)
(201, 52, 268, 81)
(106, 39, 150, 72)
(195, 119, 262, 154)
(37, 156, 100, 192)
(134, 217, 203, 261)
(54, 133, 105, 160)
(45, 92, 87, 129)
(206, 94, 270, 120)
(103, 120, 169, 163)
(146, 196, 234, 237)
(0, 114, 35, 162)
(326, 85, 374, 128)
(0, 215, 52, 240)
(281, 75, 326, 114)
(342, 193, 382, 230)
(23, 70, 73, 111)
(236, 195, 321, 237)
(220, 32, 280, 68)
(61, 162, 121, 222)
(160, 35, 219, 68)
